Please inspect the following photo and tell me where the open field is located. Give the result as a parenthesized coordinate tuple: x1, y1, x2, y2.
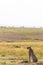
(0, 42, 43, 65)
(0, 27, 43, 65)
(0, 27, 43, 41)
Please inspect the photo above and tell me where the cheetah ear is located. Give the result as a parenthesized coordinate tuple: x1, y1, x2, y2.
(27, 46, 31, 49)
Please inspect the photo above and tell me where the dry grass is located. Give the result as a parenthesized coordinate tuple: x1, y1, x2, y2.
(0, 27, 43, 65)
(0, 42, 43, 62)
(0, 27, 43, 41)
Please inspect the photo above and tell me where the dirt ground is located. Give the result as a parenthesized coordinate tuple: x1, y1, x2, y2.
(6, 63, 43, 65)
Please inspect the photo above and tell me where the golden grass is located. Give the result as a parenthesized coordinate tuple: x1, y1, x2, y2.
(0, 41, 43, 62)
(0, 41, 43, 46)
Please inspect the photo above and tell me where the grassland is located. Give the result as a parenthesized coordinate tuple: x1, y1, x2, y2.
(0, 27, 43, 65)
(0, 41, 43, 65)
(0, 27, 43, 41)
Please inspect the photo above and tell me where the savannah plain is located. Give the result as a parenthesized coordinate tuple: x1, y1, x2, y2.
(0, 27, 43, 65)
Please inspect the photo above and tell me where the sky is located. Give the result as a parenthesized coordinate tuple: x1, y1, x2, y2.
(0, 0, 43, 27)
